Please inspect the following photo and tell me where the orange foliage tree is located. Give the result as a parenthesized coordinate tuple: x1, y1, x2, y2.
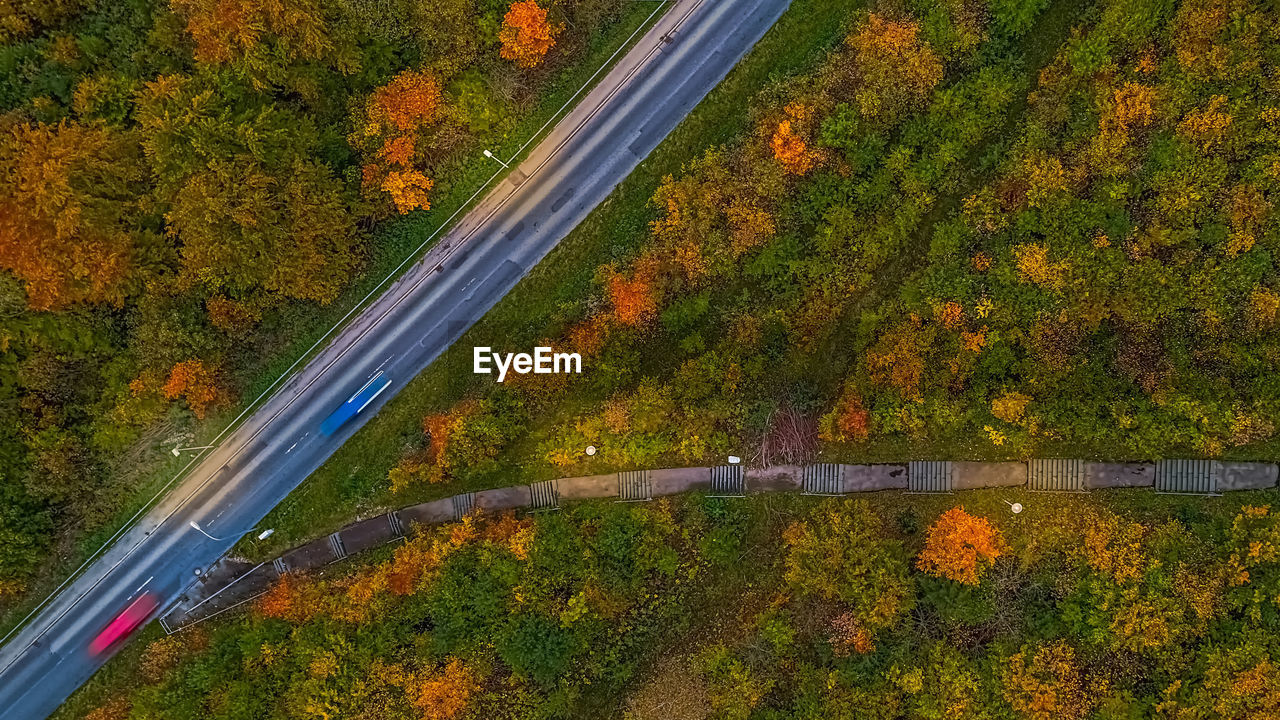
(499, 0, 560, 69)
(354, 70, 444, 214)
(256, 573, 325, 623)
(162, 359, 222, 419)
(412, 659, 480, 720)
(917, 506, 1004, 585)
(771, 121, 816, 175)
(368, 71, 442, 133)
(770, 102, 819, 175)
(0, 121, 142, 310)
(382, 169, 435, 214)
(605, 259, 660, 327)
(819, 384, 871, 442)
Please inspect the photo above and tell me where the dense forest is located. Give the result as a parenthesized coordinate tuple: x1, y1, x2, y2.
(0, 0, 637, 597)
(374, 0, 1280, 495)
(60, 491, 1280, 719)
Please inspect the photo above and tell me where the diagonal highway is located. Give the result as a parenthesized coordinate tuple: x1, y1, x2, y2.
(0, 0, 791, 716)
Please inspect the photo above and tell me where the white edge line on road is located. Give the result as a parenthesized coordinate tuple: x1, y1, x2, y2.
(0, 0, 675, 660)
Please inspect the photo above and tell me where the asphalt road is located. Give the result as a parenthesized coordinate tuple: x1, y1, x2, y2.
(0, 0, 791, 716)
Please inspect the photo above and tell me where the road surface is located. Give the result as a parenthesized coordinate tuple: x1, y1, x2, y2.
(0, 0, 791, 716)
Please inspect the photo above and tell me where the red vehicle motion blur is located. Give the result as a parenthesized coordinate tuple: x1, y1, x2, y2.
(89, 593, 158, 656)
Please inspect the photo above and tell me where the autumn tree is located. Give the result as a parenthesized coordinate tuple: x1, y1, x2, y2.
(411, 659, 480, 720)
(0, 0, 85, 43)
(1157, 639, 1280, 720)
(606, 259, 660, 327)
(819, 384, 871, 442)
(917, 507, 1004, 585)
(890, 642, 991, 719)
(866, 315, 936, 400)
(367, 70, 443, 134)
(1225, 505, 1280, 626)
(137, 74, 362, 305)
(352, 70, 446, 214)
(499, 0, 561, 69)
(169, 0, 355, 82)
(770, 104, 820, 175)
(840, 13, 944, 126)
(256, 573, 327, 623)
(162, 359, 222, 419)
(138, 629, 208, 683)
(0, 121, 145, 310)
(1012, 242, 1069, 290)
(1001, 641, 1095, 720)
(382, 169, 435, 214)
(783, 500, 913, 640)
(1066, 512, 1220, 657)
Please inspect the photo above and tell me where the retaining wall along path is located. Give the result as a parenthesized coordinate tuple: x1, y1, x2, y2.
(160, 458, 1279, 631)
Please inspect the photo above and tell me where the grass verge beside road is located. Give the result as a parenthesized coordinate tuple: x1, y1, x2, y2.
(0, 1, 669, 641)
(244, 0, 866, 560)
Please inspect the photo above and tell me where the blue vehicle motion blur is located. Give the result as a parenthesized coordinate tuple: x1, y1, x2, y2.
(319, 371, 392, 436)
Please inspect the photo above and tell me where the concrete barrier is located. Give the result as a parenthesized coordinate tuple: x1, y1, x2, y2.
(398, 498, 455, 529)
(558, 473, 619, 500)
(651, 467, 712, 496)
(953, 462, 1026, 489)
(842, 464, 907, 492)
(746, 465, 802, 493)
(1085, 463, 1154, 489)
(164, 455, 1280, 634)
(474, 486, 532, 513)
(279, 537, 338, 572)
(1216, 461, 1279, 491)
(338, 514, 402, 557)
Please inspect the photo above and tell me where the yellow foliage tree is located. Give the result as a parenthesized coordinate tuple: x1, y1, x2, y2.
(1001, 641, 1095, 720)
(382, 169, 434, 214)
(845, 13, 943, 124)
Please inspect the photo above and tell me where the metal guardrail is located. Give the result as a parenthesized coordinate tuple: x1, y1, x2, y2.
(908, 461, 953, 493)
(1155, 459, 1219, 495)
(617, 470, 653, 502)
(1028, 459, 1087, 492)
(0, 0, 679, 658)
(802, 463, 842, 495)
(709, 465, 745, 496)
